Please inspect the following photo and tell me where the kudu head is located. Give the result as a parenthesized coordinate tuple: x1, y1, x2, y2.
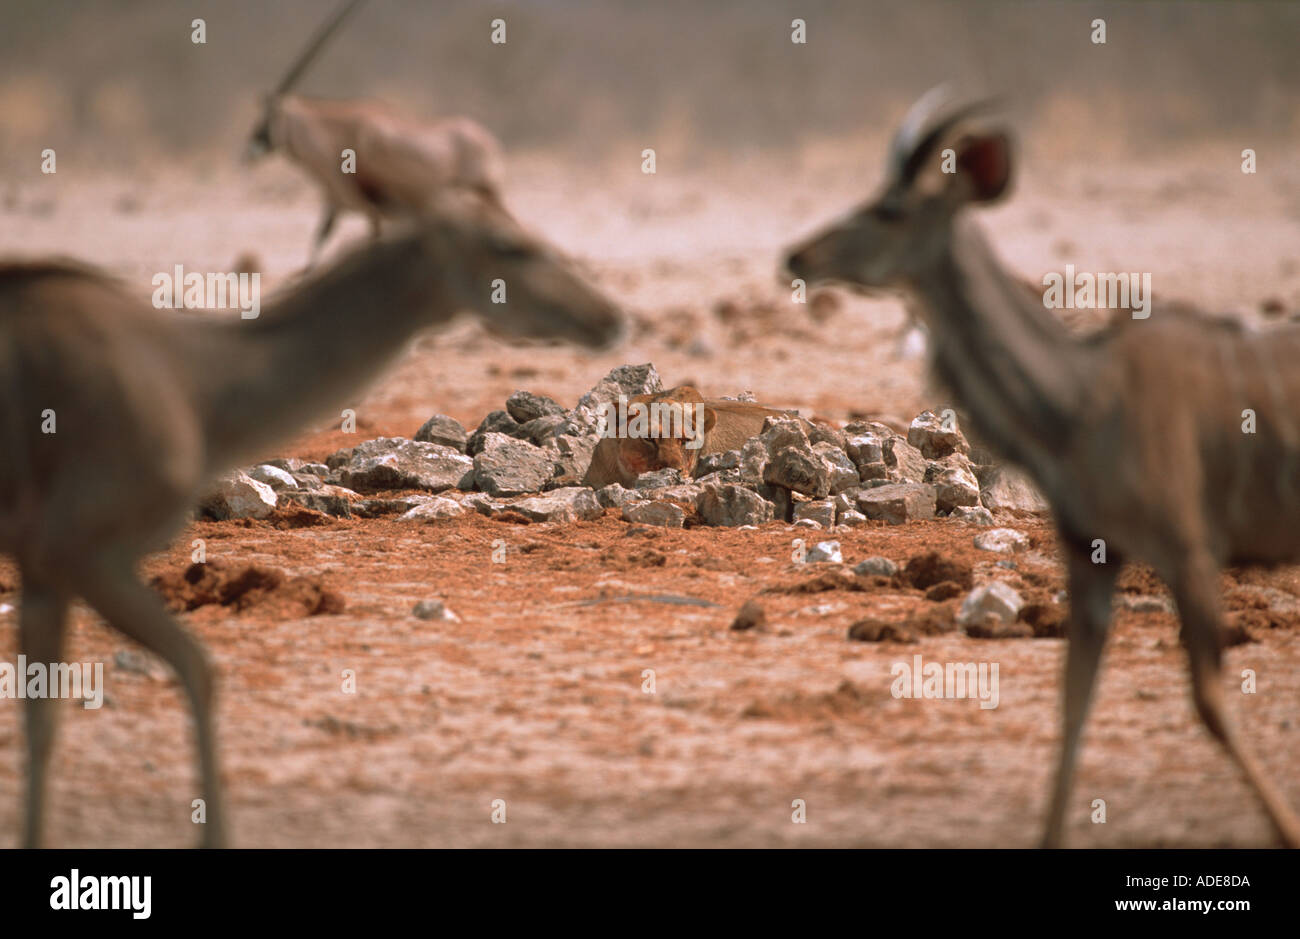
(243, 0, 368, 163)
(785, 87, 1013, 289)
(415, 188, 626, 350)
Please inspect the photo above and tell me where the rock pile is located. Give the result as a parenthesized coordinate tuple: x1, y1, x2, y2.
(201, 363, 1048, 528)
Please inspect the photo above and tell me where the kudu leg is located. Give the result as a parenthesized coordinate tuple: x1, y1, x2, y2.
(75, 560, 228, 848)
(1042, 537, 1119, 848)
(19, 573, 70, 848)
(1171, 554, 1300, 848)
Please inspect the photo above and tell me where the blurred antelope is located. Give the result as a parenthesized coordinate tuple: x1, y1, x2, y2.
(244, 0, 504, 266)
(0, 190, 622, 847)
(786, 87, 1300, 848)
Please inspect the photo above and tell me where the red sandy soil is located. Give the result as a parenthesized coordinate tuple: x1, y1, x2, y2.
(1, 498, 1298, 848)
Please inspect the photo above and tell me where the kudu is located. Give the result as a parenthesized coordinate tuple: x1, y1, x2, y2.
(582, 386, 798, 488)
(785, 88, 1300, 848)
(0, 190, 622, 847)
(244, 0, 504, 266)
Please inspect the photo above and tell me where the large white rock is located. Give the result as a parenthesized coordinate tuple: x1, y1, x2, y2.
(957, 582, 1025, 628)
(511, 487, 603, 523)
(336, 437, 474, 493)
(974, 528, 1030, 553)
(979, 465, 1049, 513)
(199, 470, 277, 520)
(803, 540, 843, 564)
(248, 463, 299, 491)
(399, 497, 466, 521)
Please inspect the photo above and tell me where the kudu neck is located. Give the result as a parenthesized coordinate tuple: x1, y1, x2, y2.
(190, 234, 455, 471)
(907, 215, 1093, 484)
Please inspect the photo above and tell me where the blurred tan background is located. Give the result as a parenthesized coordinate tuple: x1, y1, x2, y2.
(2, 0, 1298, 168)
(2, 0, 1298, 426)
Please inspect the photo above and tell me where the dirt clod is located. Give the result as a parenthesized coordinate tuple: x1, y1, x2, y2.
(150, 560, 344, 618)
(731, 598, 766, 631)
(848, 618, 915, 642)
(898, 552, 973, 591)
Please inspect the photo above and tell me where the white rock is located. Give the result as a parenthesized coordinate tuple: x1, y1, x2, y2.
(200, 470, 277, 520)
(949, 505, 995, 526)
(930, 463, 980, 512)
(596, 483, 635, 508)
(399, 497, 466, 521)
(698, 483, 773, 527)
(908, 409, 969, 459)
(461, 492, 505, 516)
(472, 433, 554, 496)
(249, 463, 299, 490)
(621, 500, 686, 528)
(973, 528, 1030, 553)
(979, 465, 1049, 513)
(804, 540, 842, 564)
(957, 582, 1024, 627)
(413, 599, 460, 622)
(897, 325, 928, 360)
(511, 487, 603, 523)
(338, 437, 475, 493)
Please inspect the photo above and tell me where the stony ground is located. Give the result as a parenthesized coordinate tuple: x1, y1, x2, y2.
(1, 148, 1299, 847)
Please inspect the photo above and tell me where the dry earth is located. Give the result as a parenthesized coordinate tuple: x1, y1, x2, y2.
(1, 147, 1299, 847)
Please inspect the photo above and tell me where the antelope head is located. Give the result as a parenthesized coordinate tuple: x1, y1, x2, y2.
(784, 87, 1013, 289)
(418, 189, 625, 350)
(243, 0, 368, 163)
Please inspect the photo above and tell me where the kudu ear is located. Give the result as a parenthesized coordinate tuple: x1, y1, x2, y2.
(955, 132, 1012, 203)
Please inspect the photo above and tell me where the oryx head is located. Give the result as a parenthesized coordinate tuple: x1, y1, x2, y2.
(243, 0, 368, 163)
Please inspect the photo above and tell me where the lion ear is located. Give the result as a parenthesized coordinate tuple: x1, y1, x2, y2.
(703, 407, 717, 434)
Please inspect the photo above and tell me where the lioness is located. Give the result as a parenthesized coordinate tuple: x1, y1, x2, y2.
(582, 385, 798, 488)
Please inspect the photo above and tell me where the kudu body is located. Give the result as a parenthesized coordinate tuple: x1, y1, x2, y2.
(785, 89, 1300, 847)
(0, 194, 622, 847)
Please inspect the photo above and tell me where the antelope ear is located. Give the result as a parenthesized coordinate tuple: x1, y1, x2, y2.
(956, 132, 1012, 203)
(703, 407, 717, 434)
